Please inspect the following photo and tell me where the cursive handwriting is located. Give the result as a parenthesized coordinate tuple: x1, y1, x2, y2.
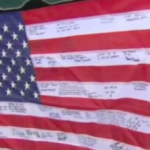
(124, 13, 147, 21)
(56, 21, 80, 33)
(61, 54, 91, 62)
(28, 25, 46, 36)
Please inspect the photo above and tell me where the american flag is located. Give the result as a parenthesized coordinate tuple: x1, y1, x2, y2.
(0, 0, 150, 149)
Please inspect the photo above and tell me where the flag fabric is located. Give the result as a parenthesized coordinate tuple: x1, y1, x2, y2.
(0, 0, 150, 150)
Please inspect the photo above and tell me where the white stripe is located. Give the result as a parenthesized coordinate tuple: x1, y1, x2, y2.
(0, 102, 150, 134)
(0, 126, 145, 150)
(31, 48, 150, 68)
(0, 149, 13, 150)
(37, 81, 150, 102)
(26, 9, 150, 40)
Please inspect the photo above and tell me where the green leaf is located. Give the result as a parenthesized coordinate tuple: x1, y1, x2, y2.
(42, 0, 73, 5)
(0, 0, 30, 10)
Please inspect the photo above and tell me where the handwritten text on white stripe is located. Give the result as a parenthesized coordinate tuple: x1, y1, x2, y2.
(0, 126, 145, 150)
(31, 49, 150, 67)
(26, 10, 149, 40)
(0, 102, 150, 134)
(37, 81, 150, 102)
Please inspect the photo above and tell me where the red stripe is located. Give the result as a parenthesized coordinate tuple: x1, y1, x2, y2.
(0, 115, 149, 149)
(29, 30, 150, 54)
(41, 96, 150, 116)
(0, 139, 90, 150)
(22, 0, 150, 24)
(35, 65, 150, 82)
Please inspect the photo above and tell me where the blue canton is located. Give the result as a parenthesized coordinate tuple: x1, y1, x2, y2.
(0, 12, 40, 103)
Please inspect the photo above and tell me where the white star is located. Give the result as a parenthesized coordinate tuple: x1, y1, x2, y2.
(6, 42, 13, 49)
(25, 58, 31, 66)
(11, 81, 16, 88)
(2, 73, 7, 80)
(3, 24, 8, 32)
(16, 50, 21, 57)
(33, 92, 38, 99)
(18, 23, 24, 31)
(6, 89, 11, 96)
(20, 90, 25, 96)
(22, 40, 28, 48)
(0, 60, 3, 65)
(12, 32, 18, 40)
(20, 66, 25, 74)
(0, 82, 2, 87)
(7, 66, 12, 73)
(11, 59, 16, 65)
(30, 75, 35, 82)
(16, 74, 21, 81)
(0, 35, 3, 40)
(25, 82, 30, 90)
(2, 50, 6, 57)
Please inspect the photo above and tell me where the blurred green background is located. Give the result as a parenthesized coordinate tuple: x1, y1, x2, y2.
(0, 0, 84, 11)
